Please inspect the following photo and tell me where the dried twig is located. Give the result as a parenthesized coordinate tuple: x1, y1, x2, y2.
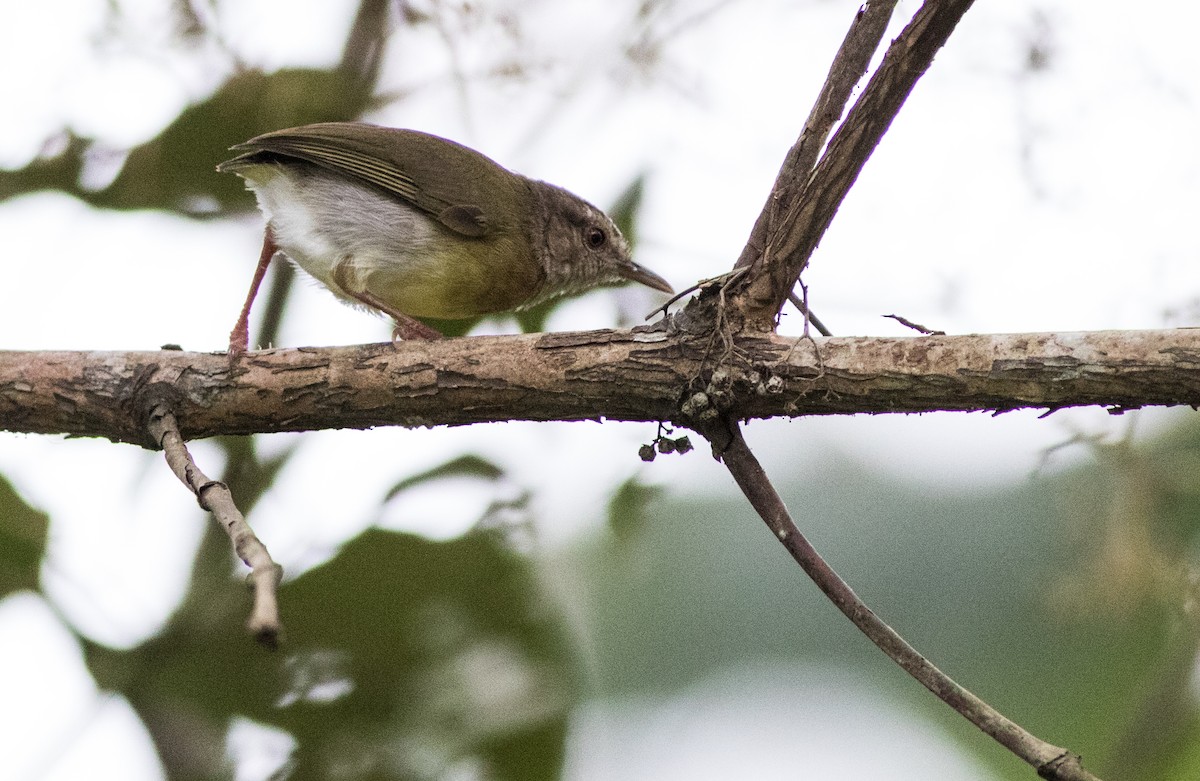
(646, 267, 748, 320)
(709, 419, 1103, 781)
(787, 285, 832, 337)
(146, 403, 284, 649)
(883, 313, 944, 335)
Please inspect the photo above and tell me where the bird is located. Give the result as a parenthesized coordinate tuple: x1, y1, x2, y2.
(218, 122, 673, 355)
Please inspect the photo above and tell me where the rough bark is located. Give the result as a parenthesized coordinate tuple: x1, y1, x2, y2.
(4, 326, 1198, 445)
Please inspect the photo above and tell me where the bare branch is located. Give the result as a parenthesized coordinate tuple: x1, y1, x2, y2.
(711, 419, 1103, 781)
(733, 0, 898, 270)
(735, 0, 977, 326)
(883, 313, 945, 335)
(3, 328, 1199, 442)
(146, 403, 284, 648)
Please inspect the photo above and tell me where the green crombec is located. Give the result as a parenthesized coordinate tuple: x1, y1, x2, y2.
(219, 122, 673, 353)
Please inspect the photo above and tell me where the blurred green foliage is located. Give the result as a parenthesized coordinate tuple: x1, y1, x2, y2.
(0, 68, 375, 215)
(83, 524, 576, 780)
(0, 473, 49, 599)
(0, 1, 651, 775)
(5, 416, 1193, 779)
(568, 419, 1200, 781)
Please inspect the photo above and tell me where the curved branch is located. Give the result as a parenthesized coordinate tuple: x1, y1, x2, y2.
(713, 420, 1103, 780)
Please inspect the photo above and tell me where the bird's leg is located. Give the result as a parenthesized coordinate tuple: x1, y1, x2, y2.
(228, 226, 278, 359)
(331, 258, 444, 342)
(389, 318, 445, 342)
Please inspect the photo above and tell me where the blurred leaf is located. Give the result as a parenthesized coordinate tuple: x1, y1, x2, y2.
(607, 173, 646, 252)
(606, 474, 663, 544)
(570, 428, 1200, 780)
(1153, 720, 1200, 781)
(0, 472, 49, 597)
(216, 434, 300, 517)
(0, 68, 373, 214)
(1042, 420, 1200, 781)
(85, 526, 577, 781)
(384, 454, 506, 501)
(0, 132, 89, 204)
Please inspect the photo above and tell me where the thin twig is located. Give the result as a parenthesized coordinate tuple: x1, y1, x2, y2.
(787, 287, 833, 336)
(883, 313, 944, 335)
(711, 419, 1103, 781)
(645, 267, 748, 320)
(146, 403, 284, 649)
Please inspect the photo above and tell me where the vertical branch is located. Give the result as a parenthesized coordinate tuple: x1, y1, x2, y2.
(732, 0, 977, 327)
(147, 404, 284, 649)
(710, 419, 1103, 781)
(734, 0, 898, 271)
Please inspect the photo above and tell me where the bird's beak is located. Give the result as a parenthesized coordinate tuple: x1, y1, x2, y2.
(620, 262, 674, 294)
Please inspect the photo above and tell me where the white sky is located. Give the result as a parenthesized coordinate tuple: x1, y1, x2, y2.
(1, 0, 1198, 778)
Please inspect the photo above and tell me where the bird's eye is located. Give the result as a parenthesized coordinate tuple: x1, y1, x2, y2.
(586, 226, 607, 249)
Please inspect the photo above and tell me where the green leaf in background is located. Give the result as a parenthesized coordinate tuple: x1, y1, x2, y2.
(606, 474, 664, 545)
(84, 526, 577, 781)
(606, 173, 645, 252)
(384, 454, 506, 501)
(570, 417, 1200, 781)
(0, 68, 375, 215)
(0, 472, 49, 598)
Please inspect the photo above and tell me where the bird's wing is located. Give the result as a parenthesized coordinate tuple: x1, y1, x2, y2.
(220, 124, 501, 238)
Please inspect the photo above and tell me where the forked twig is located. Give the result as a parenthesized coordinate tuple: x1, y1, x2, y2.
(711, 419, 1103, 781)
(787, 283, 832, 337)
(146, 403, 284, 649)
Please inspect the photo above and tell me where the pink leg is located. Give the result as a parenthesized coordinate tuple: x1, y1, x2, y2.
(331, 259, 444, 342)
(390, 318, 444, 342)
(228, 227, 278, 359)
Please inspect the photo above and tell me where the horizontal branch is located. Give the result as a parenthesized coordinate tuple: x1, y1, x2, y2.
(2, 327, 1199, 444)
